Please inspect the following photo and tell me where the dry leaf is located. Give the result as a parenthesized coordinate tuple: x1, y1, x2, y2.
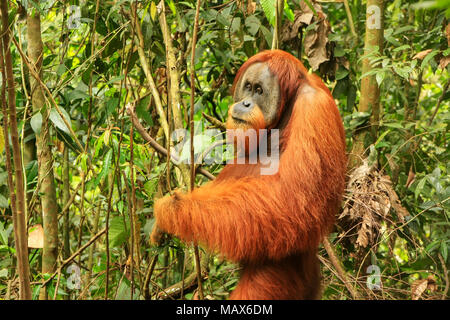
(426, 275, 437, 293)
(247, 0, 256, 15)
(28, 224, 44, 249)
(281, 2, 332, 71)
(412, 49, 432, 60)
(406, 168, 416, 188)
(304, 14, 331, 71)
(439, 56, 450, 70)
(411, 279, 428, 300)
(382, 175, 408, 221)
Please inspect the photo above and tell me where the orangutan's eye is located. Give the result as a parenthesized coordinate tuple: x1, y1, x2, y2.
(255, 85, 263, 95)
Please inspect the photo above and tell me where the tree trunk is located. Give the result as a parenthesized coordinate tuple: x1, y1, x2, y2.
(350, 0, 384, 168)
(0, 0, 32, 300)
(27, 13, 59, 300)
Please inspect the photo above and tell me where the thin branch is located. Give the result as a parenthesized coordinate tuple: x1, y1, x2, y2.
(57, 182, 82, 221)
(343, 0, 357, 38)
(323, 237, 362, 299)
(190, 0, 204, 301)
(42, 228, 106, 287)
(427, 79, 449, 127)
(156, 253, 209, 300)
(202, 112, 227, 130)
(127, 6, 170, 140)
(438, 253, 449, 300)
(143, 254, 158, 300)
(126, 103, 215, 180)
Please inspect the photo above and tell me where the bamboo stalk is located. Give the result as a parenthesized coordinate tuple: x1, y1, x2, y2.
(0, 0, 32, 300)
(190, 0, 204, 300)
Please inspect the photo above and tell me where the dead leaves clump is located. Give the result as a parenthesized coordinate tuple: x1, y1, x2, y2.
(340, 159, 409, 248)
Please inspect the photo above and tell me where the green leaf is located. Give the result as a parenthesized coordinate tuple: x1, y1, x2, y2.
(392, 44, 410, 52)
(57, 130, 83, 154)
(245, 15, 260, 36)
(375, 130, 391, 148)
(259, 25, 273, 47)
(415, 177, 427, 200)
(25, 160, 39, 186)
(393, 26, 415, 35)
(260, 0, 276, 26)
(0, 194, 8, 209)
(144, 179, 158, 197)
(136, 97, 153, 126)
(426, 240, 440, 253)
(92, 148, 113, 190)
(109, 216, 130, 248)
(0, 172, 8, 186)
(383, 122, 405, 129)
(335, 68, 349, 81)
(49, 107, 72, 135)
(0, 222, 8, 245)
(244, 35, 255, 42)
(230, 18, 241, 34)
(348, 112, 370, 130)
(115, 278, 140, 300)
(30, 112, 43, 135)
(167, 0, 177, 15)
(150, 1, 157, 21)
(217, 12, 231, 27)
(421, 50, 439, 69)
(0, 269, 8, 278)
(376, 72, 385, 86)
(284, 0, 295, 21)
(440, 240, 448, 262)
(67, 90, 89, 102)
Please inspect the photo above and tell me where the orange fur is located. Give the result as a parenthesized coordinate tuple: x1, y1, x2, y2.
(153, 50, 347, 300)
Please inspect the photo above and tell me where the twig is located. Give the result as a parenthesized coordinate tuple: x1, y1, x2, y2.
(271, 0, 283, 49)
(53, 270, 62, 300)
(438, 253, 449, 300)
(127, 6, 170, 140)
(343, 0, 357, 38)
(202, 112, 227, 130)
(427, 79, 449, 127)
(42, 228, 106, 287)
(126, 103, 215, 180)
(143, 254, 159, 300)
(323, 237, 362, 299)
(57, 182, 82, 221)
(156, 254, 209, 300)
(190, 0, 204, 301)
(407, 78, 449, 176)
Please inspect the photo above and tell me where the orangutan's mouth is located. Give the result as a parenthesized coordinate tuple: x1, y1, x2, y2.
(232, 116, 247, 124)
